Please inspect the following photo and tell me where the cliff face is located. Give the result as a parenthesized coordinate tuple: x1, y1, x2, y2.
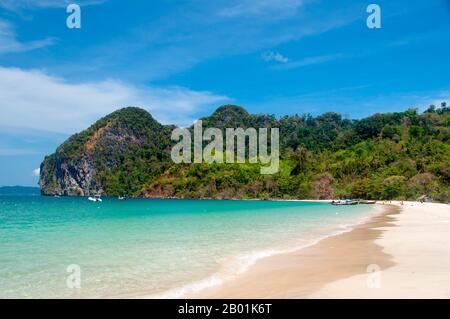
(39, 104, 275, 197)
(39, 104, 450, 201)
(40, 154, 99, 196)
(39, 107, 173, 196)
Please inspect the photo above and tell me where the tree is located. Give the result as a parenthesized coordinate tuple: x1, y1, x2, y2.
(312, 172, 334, 199)
(290, 146, 311, 175)
(382, 176, 406, 199)
(351, 178, 370, 199)
(407, 173, 439, 198)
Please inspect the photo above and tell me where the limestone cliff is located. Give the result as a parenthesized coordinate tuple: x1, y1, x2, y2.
(39, 107, 173, 196)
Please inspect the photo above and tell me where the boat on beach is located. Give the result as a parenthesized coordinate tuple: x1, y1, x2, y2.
(331, 199, 376, 205)
(331, 199, 358, 206)
(358, 200, 377, 204)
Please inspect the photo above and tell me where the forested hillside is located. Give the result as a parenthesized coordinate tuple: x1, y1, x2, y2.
(41, 104, 450, 201)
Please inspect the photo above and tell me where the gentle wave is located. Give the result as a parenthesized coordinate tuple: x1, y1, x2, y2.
(146, 205, 381, 299)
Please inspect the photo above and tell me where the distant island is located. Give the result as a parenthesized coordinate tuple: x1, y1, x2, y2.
(39, 104, 450, 202)
(0, 186, 41, 196)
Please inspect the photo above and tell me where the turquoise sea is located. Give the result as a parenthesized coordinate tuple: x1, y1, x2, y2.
(0, 196, 377, 298)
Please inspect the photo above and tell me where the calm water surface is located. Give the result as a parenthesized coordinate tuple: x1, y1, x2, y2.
(0, 196, 375, 298)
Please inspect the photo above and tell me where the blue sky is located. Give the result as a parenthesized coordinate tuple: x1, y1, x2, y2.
(0, 0, 449, 186)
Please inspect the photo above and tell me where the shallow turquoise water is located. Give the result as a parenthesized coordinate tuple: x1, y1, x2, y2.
(0, 196, 375, 298)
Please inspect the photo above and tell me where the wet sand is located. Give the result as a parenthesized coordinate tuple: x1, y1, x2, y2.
(190, 204, 399, 298)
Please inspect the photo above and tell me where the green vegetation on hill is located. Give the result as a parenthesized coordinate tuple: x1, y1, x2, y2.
(142, 103, 450, 201)
(40, 107, 174, 196)
(41, 103, 450, 201)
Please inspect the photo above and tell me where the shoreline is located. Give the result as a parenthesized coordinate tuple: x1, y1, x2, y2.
(311, 201, 450, 298)
(143, 201, 380, 299)
(185, 203, 397, 298)
(144, 202, 386, 299)
(185, 201, 450, 298)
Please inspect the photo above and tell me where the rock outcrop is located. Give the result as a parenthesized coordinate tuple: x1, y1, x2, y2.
(39, 107, 173, 196)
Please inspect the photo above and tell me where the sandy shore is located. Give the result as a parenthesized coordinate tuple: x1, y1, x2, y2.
(190, 201, 450, 299)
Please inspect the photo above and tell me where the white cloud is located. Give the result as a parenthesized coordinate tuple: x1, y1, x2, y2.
(273, 53, 347, 70)
(0, 20, 54, 54)
(67, 0, 353, 81)
(262, 51, 289, 63)
(0, 66, 230, 134)
(32, 168, 40, 177)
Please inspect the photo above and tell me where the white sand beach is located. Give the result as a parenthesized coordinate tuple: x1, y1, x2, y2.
(191, 201, 450, 299)
(311, 201, 450, 298)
